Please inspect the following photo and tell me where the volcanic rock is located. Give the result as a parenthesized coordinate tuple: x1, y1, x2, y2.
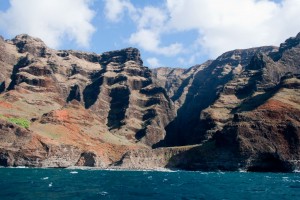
(0, 33, 300, 172)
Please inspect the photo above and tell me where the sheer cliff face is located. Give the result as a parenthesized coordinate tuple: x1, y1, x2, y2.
(153, 46, 278, 146)
(0, 33, 300, 171)
(0, 34, 175, 167)
(163, 33, 300, 172)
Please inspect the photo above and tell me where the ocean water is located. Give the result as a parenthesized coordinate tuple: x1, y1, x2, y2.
(0, 168, 299, 200)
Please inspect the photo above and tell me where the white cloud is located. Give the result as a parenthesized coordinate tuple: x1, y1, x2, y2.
(129, 29, 183, 56)
(129, 29, 159, 52)
(127, 6, 183, 56)
(0, 0, 95, 48)
(136, 6, 167, 30)
(166, 0, 300, 57)
(146, 57, 161, 67)
(104, 0, 136, 22)
(104, 0, 183, 57)
(105, 0, 300, 63)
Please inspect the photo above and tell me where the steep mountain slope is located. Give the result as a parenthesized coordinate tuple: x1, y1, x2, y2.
(0, 33, 299, 171)
(152, 61, 212, 111)
(154, 46, 278, 146)
(0, 34, 175, 167)
(166, 73, 300, 172)
(165, 33, 300, 171)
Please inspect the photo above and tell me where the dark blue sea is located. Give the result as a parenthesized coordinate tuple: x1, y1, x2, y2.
(0, 168, 299, 200)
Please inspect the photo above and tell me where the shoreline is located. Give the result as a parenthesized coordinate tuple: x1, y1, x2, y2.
(1, 166, 299, 173)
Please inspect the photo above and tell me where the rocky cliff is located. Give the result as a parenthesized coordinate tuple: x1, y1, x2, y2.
(0, 34, 175, 168)
(161, 33, 300, 171)
(0, 33, 299, 171)
(154, 46, 278, 146)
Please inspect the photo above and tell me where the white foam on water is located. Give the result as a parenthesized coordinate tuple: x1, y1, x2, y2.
(42, 177, 49, 180)
(70, 171, 78, 174)
(199, 172, 209, 175)
(48, 182, 52, 187)
(282, 177, 291, 182)
(99, 191, 108, 196)
(84, 167, 176, 172)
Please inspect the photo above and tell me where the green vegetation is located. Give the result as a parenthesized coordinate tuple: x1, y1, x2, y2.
(0, 114, 30, 129)
(7, 117, 30, 129)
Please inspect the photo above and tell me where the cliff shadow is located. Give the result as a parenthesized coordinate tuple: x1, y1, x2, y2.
(135, 109, 156, 140)
(233, 85, 280, 113)
(154, 62, 235, 148)
(7, 56, 32, 91)
(107, 86, 130, 130)
(67, 84, 81, 103)
(0, 82, 5, 93)
(83, 69, 105, 109)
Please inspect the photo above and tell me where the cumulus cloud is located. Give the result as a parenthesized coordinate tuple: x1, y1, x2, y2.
(105, 0, 300, 63)
(129, 6, 183, 56)
(146, 57, 161, 67)
(104, 0, 136, 22)
(104, 0, 183, 57)
(166, 0, 300, 57)
(129, 29, 183, 56)
(136, 6, 167, 30)
(0, 0, 95, 48)
(128, 6, 183, 56)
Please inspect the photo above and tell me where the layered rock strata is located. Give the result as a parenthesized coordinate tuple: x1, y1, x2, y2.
(0, 33, 299, 171)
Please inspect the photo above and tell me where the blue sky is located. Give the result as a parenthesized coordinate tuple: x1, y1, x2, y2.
(0, 0, 299, 68)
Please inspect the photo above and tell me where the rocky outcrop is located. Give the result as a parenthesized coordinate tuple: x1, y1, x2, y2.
(164, 34, 300, 172)
(0, 33, 300, 172)
(110, 146, 195, 170)
(0, 118, 79, 167)
(155, 46, 278, 146)
(0, 34, 175, 167)
(152, 67, 185, 98)
(195, 34, 300, 141)
(0, 34, 175, 147)
(166, 76, 300, 172)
